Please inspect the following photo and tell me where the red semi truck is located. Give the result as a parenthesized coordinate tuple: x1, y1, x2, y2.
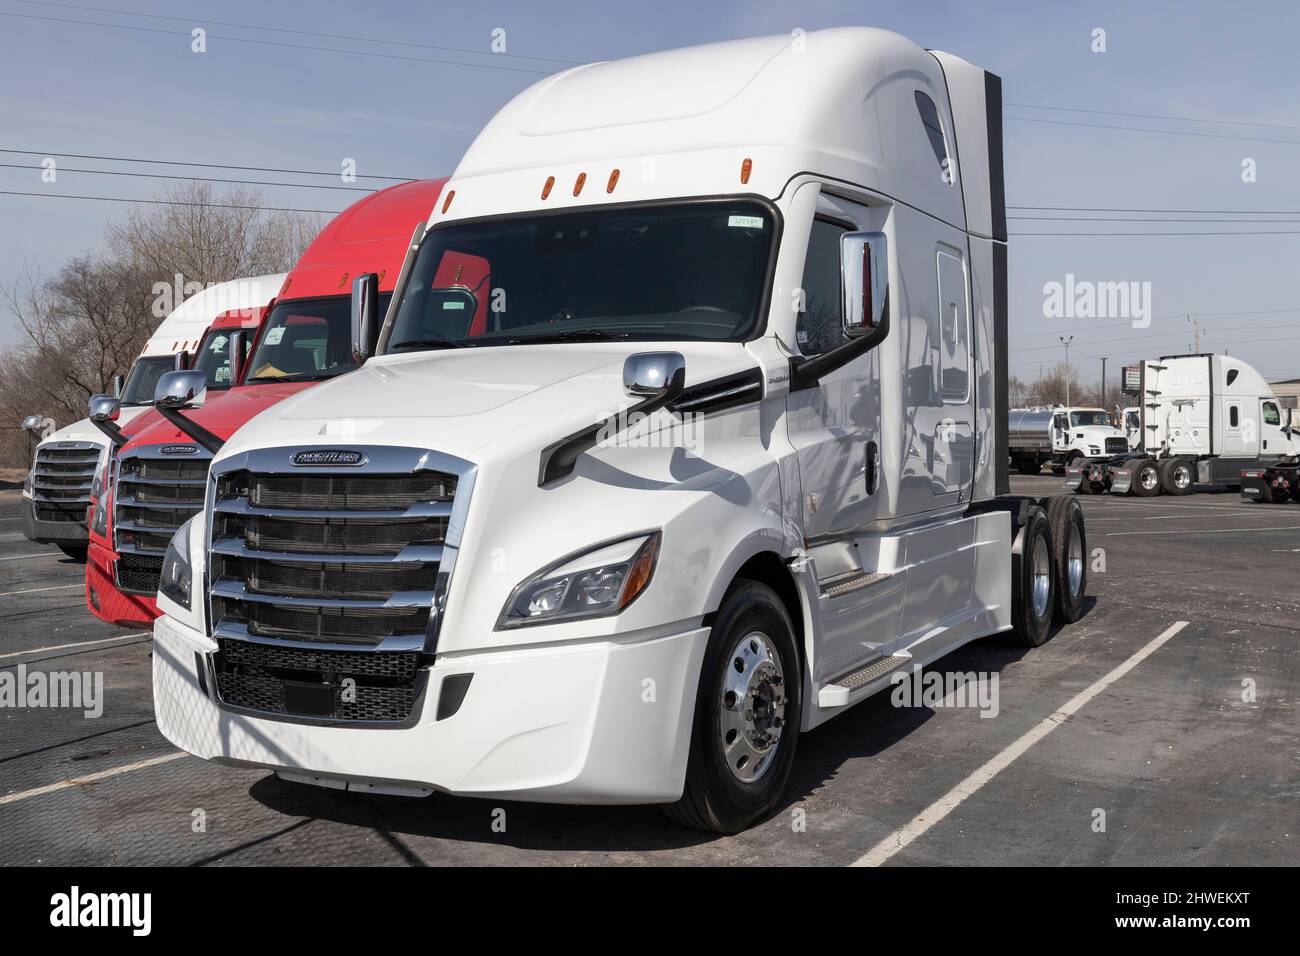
(85, 179, 446, 626)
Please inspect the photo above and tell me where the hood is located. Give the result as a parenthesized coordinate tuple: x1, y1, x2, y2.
(1074, 424, 1125, 439)
(121, 381, 315, 453)
(35, 418, 109, 450)
(220, 342, 756, 465)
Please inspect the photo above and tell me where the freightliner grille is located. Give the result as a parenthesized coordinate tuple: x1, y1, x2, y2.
(32, 442, 100, 524)
(114, 448, 210, 595)
(206, 452, 469, 725)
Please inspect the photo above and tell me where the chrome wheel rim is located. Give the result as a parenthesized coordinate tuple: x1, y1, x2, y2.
(1140, 467, 1159, 490)
(1067, 521, 1084, 596)
(1032, 534, 1052, 619)
(719, 631, 786, 783)
(1174, 465, 1191, 490)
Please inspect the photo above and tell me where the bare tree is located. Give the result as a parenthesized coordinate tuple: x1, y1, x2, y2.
(1, 185, 322, 469)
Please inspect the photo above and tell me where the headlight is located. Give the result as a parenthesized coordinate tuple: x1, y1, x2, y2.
(497, 532, 661, 629)
(159, 517, 194, 610)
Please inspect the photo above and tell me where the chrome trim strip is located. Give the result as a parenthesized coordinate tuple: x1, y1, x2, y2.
(210, 539, 443, 564)
(212, 620, 426, 653)
(212, 498, 452, 520)
(211, 578, 435, 610)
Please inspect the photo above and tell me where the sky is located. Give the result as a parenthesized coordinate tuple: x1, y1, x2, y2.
(2, 0, 1300, 394)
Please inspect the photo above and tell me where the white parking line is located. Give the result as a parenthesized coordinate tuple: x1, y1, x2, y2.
(0, 632, 149, 661)
(1106, 525, 1300, 537)
(0, 583, 82, 598)
(0, 551, 60, 562)
(852, 620, 1190, 867)
(0, 753, 185, 807)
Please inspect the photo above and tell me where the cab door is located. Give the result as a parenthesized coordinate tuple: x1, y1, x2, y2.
(1260, 399, 1285, 457)
(785, 191, 900, 681)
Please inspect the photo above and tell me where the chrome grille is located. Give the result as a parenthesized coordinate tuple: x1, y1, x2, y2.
(205, 446, 475, 725)
(1105, 437, 1128, 455)
(32, 441, 100, 523)
(113, 447, 209, 595)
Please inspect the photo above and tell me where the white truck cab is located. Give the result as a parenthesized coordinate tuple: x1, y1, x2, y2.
(20, 274, 284, 557)
(1070, 354, 1300, 496)
(152, 28, 1088, 832)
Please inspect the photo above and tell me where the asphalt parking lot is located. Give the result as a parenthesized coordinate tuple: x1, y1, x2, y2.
(1, 478, 1296, 866)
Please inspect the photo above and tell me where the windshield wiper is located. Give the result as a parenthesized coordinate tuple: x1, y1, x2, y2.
(506, 329, 630, 344)
(389, 336, 470, 351)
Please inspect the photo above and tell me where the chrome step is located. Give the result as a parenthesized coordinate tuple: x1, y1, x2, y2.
(819, 654, 912, 707)
(819, 569, 893, 599)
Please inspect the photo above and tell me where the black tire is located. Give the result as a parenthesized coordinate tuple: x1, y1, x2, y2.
(1131, 459, 1161, 497)
(1007, 506, 1055, 647)
(1042, 496, 1086, 623)
(1269, 482, 1292, 504)
(57, 543, 88, 562)
(1159, 458, 1194, 496)
(1291, 482, 1300, 504)
(663, 579, 802, 833)
(1073, 474, 1092, 494)
(1016, 457, 1041, 476)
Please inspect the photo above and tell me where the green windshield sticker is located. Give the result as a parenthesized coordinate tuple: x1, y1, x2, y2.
(727, 215, 764, 229)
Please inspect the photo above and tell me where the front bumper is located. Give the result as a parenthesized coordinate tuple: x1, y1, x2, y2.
(20, 497, 90, 545)
(153, 614, 708, 804)
(86, 541, 159, 627)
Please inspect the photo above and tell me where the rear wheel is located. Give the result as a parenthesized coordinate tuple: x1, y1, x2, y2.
(1269, 482, 1292, 504)
(1043, 496, 1086, 623)
(1007, 506, 1055, 647)
(663, 579, 802, 833)
(57, 543, 88, 562)
(1016, 457, 1042, 476)
(1131, 459, 1161, 497)
(1159, 458, 1194, 496)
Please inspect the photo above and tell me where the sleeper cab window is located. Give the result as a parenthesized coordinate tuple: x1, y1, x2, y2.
(795, 217, 849, 356)
(915, 91, 949, 171)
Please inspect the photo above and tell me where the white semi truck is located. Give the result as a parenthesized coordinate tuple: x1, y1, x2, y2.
(151, 28, 1089, 833)
(1008, 406, 1130, 474)
(1068, 354, 1299, 496)
(19, 275, 283, 557)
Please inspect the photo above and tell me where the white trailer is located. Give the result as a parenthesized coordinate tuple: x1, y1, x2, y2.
(150, 28, 1088, 832)
(1068, 354, 1299, 496)
(1008, 405, 1129, 474)
(19, 274, 284, 557)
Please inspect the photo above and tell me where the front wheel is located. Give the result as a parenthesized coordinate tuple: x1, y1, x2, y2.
(663, 579, 802, 833)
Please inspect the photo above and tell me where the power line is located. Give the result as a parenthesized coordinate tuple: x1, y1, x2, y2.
(1007, 101, 1300, 134)
(0, 11, 558, 75)
(1010, 205, 1300, 215)
(1011, 229, 1300, 236)
(1011, 308, 1300, 340)
(1011, 216, 1300, 223)
(0, 189, 340, 214)
(0, 147, 414, 181)
(0, 162, 374, 192)
(12, 0, 584, 65)
(1006, 114, 1300, 148)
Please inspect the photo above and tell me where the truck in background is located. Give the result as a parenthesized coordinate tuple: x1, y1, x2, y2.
(19, 275, 281, 558)
(151, 29, 1090, 833)
(1008, 405, 1130, 475)
(1068, 354, 1299, 496)
(85, 179, 445, 627)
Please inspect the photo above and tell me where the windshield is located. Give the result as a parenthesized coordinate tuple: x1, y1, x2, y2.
(192, 327, 253, 389)
(118, 355, 176, 406)
(383, 201, 776, 353)
(244, 294, 388, 384)
(1070, 410, 1111, 428)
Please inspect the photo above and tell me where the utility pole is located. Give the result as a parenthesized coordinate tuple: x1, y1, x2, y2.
(1187, 314, 1201, 353)
(1100, 356, 1108, 410)
(1060, 335, 1074, 407)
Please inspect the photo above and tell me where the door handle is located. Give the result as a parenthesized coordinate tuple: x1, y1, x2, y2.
(865, 440, 879, 495)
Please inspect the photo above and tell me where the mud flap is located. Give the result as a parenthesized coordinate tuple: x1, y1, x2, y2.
(1108, 465, 1133, 495)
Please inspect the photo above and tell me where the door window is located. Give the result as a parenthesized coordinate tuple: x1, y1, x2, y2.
(1263, 401, 1280, 426)
(795, 218, 848, 356)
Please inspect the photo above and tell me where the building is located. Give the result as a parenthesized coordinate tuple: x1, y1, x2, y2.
(1271, 378, 1300, 410)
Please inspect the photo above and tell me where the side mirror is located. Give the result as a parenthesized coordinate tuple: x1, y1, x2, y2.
(351, 272, 380, 362)
(154, 370, 207, 409)
(88, 394, 121, 422)
(174, 350, 191, 371)
(227, 329, 246, 386)
(112, 374, 125, 398)
(21, 414, 43, 434)
(841, 231, 889, 337)
(623, 351, 687, 398)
